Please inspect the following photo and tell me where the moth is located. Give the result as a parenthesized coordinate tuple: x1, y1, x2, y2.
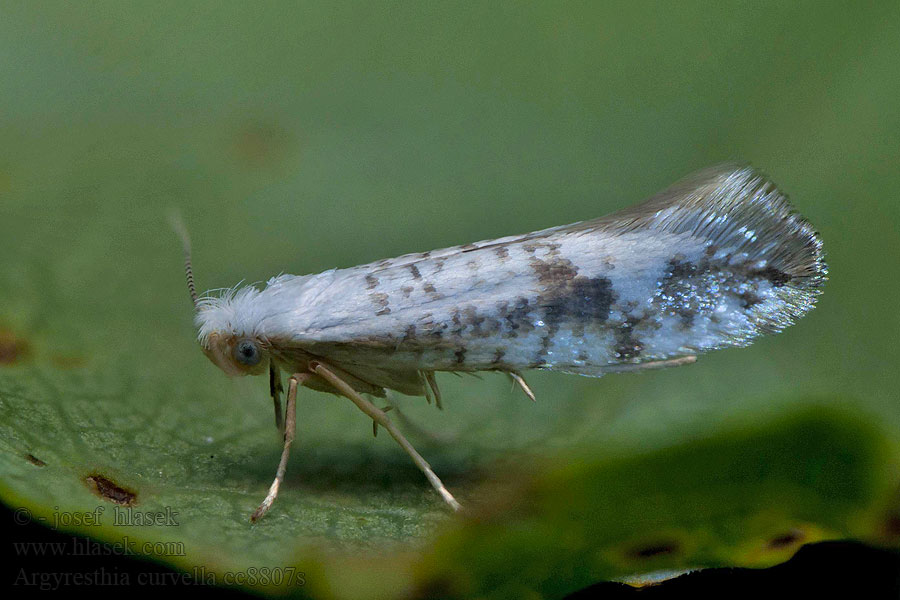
(177, 164, 826, 521)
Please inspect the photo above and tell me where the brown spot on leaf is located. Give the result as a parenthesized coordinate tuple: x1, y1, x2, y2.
(767, 529, 805, 549)
(25, 454, 46, 467)
(85, 475, 137, 506)
(411, 576, 457, 600)
(629, 541, 679, 559)
(0, 330, 30, 365)
(232, 120, 291, 168)
(881, 516, 900, 541)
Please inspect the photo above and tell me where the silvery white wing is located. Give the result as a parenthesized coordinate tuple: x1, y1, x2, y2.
(197, 164, 826, 396)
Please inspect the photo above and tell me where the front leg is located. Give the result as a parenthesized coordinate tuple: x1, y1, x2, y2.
(250, 371, 312, 523)
(310, 361, 462, 512)
(269, 363, 285, 436)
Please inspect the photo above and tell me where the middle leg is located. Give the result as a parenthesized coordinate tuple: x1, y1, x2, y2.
(310, 361, 462, 512)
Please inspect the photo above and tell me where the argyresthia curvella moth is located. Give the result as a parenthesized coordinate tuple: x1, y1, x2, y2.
(177, 164, 826, 521)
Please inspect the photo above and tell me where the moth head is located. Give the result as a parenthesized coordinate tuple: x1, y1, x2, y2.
(172, 211, 269, 377)
(201, 331, 269, 377)
(192, 283, 272, 376)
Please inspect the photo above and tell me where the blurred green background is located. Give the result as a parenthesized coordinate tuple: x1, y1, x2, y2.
(1, 2, 898, 598)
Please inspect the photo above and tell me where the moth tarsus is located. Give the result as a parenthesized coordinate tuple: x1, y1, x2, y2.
(185, 164, 826, 520)
(250, 372, 307, 523)
(423, 371, 442, 409)
(509, 371, 537, 402)
(372, 405, 394, 437)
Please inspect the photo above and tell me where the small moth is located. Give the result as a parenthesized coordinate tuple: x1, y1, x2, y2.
(177, 164, 826, 521)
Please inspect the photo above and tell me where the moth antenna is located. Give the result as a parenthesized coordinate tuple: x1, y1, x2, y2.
(168, 209, 200, 311)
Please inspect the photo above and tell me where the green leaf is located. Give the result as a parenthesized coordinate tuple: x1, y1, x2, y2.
(2, 2, 899, 598)
(3, 377, 897, 598)
(417, 408, 900, 598)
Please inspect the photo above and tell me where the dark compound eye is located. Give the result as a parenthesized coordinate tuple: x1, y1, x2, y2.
(234, 339, 261, 366)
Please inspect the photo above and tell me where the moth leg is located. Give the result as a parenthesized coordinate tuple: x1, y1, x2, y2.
(604, 355, 698, 373)
(508, 371, 536, 402)
(372, 405, 393, 437)
(269, 363, 285, 436)
(423, 371, 443, 410)
(251, 372, 311, 523)
(417, 371, 433, 405)
(311, 361, 462, 512)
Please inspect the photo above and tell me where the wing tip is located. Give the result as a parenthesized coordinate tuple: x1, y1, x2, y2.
(609, 163, 827, 293)
(687, 165, 827, 334)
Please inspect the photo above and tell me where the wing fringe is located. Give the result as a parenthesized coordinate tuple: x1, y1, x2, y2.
(593, 164, 827, 289)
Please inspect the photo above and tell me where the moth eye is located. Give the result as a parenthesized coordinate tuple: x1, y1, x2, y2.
(234, 339, 261, 366)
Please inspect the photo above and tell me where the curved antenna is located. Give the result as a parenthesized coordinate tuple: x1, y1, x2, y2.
(168, 209, 200, 311)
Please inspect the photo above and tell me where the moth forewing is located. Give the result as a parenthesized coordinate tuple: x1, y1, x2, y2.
(188, 164, 825, 519)
(241, 165, 824, 379)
